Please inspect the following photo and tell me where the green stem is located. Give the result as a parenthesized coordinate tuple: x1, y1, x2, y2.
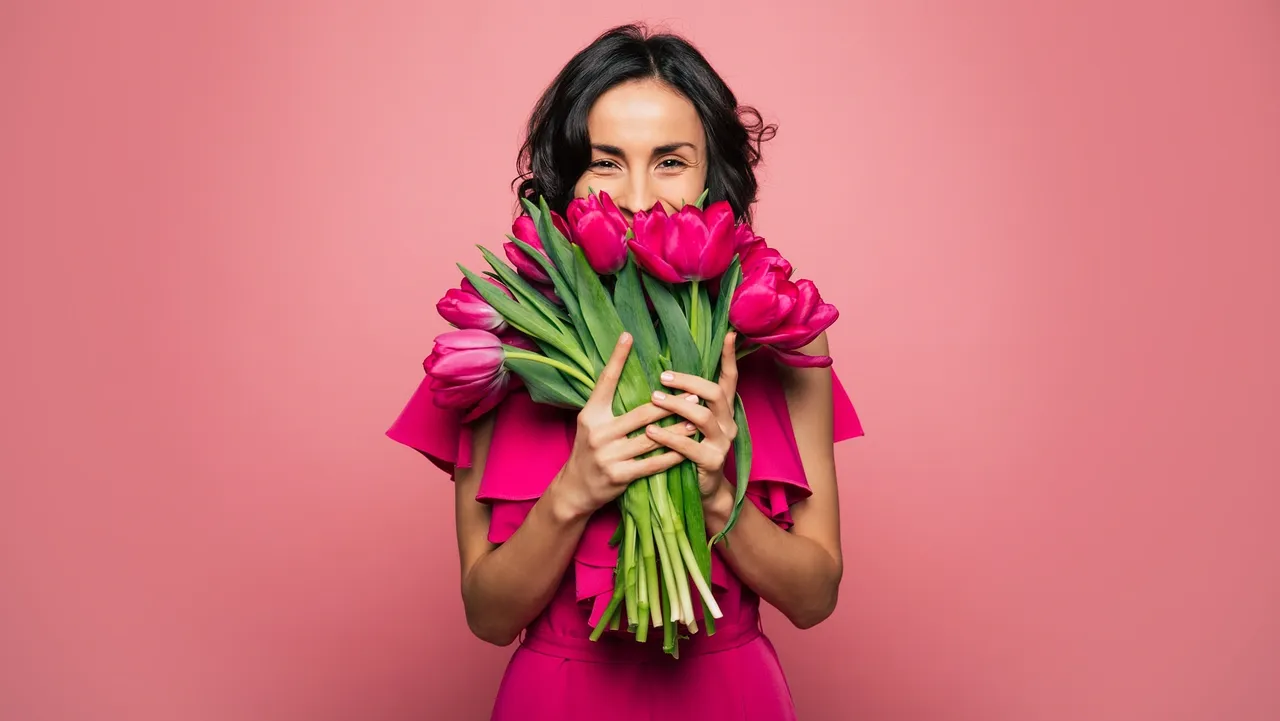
(589, 582, 625, 641)
(735, 343, 762, 361)
(648, 482, 685, 625)
(632, 484, 659, 641)
(649, 469, 697, 630)
(503, 349, 597, 390)
(623, 513, 638, 633)
(677, 530, 723, 619)
(689, 280, 701, 342)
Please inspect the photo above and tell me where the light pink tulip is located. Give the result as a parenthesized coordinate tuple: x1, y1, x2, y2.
(424, 329, 512, 421)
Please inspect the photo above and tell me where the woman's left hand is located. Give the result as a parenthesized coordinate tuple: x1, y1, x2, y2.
(644, 332, 740, 498)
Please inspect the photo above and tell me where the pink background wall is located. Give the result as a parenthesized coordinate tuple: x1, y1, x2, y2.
(3, 1, 1277, 720)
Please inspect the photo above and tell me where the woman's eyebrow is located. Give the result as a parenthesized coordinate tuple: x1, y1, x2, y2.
(652, 142, 696, 155)
(590, 142, 699, 157)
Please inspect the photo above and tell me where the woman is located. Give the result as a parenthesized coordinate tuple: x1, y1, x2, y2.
(388, 24, 863, 720)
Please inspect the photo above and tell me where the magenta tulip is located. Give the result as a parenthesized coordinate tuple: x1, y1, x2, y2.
(566, 191, 629, 274)
(629, 200, 736, 283)
(424, 329, 512, 421)
(504, 213, 568, 284)
(729, 261, 796, 336)
(436, 278, 510, 332)
(730, 262, 839, 367)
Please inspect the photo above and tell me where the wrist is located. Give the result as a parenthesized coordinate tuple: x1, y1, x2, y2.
(543, 468, 595, 527)
(702, 481, 735, 534)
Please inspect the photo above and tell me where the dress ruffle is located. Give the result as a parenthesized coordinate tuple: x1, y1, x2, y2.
(387, 351, 864, 630)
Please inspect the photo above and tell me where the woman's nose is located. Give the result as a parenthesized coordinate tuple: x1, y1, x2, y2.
(613, 178, 655, 220)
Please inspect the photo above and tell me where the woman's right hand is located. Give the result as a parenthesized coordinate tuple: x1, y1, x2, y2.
(549, 332, 696, 521)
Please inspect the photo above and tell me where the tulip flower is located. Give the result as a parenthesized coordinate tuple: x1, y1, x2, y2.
(566, 191, 629, 274)
(629, 200, 736, 283)
(436, 278, 511, 333)
(424, 329, 513, 421)
(728, 260, 796, 337)
(733, 224, 793, 278)
(504, 213, 567, 284)
(730, 261, 839, 367)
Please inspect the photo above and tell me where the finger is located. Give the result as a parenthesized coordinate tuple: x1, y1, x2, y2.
(585, 333, 632, 414)
(606, 395, 694, 437)
(718, 331, 740, 403)
(609, 420, 697, 460)
(658, 371, 730, 423)
(611, 450, 686, 485)
(649, 390, 719, 439)
(644, 425, 719, 467)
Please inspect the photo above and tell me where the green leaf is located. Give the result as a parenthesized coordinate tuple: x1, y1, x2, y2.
(692, 188, 710, 210)
(607, 515, 624, 547)
(502, 350, 589, 409)
(710, 395, 752, 547)
(518, 200, 602, 376)
(458, 263, 562, 346)
(511, 236, 604, 378)
(478, 246, 570, 332)
(696, 281, 713, 365)
(507, 236, 573, 308)
(528, 196, 578, 290)
(540, 345, 594, 400)
(702, 258, 742, 379)
(641, 275, 700, 375)
(613, 256, 663, 389)
(572, 247, 649, 410)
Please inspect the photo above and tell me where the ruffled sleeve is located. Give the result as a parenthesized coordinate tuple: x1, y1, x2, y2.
(387, 372, 578, 542)
(729, 352, 865, 531)
(386, 374, 473, 477)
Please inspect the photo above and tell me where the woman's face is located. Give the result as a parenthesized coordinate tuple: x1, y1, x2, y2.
(573, 79, 708, 220)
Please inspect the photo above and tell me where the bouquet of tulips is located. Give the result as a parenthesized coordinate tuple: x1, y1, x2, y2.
(425, 190, 837, 657)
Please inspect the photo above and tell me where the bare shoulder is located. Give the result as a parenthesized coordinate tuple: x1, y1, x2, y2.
(775, 332, 835, 396)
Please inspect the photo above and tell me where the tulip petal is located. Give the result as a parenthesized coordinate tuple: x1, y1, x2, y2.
(788, 280, 821, 323)
(696, 206, 737, 279)
(511, 216, 543, 249)
(628, 238, 685, 284)
(665, 209, 706, 280)
(769, 348, 834, 368)
(597, 191, 630, 237)
(631, 204, 668, 254)
(575, 212, 628, 274)
(504, 241, 551, 284)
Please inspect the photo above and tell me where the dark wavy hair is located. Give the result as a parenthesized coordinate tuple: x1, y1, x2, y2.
(513, 24, 777, 224)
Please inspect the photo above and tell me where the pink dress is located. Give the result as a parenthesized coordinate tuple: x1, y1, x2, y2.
(387, 352, 864, 720)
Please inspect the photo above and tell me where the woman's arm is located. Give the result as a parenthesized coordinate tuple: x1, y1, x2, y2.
(706, 332, 844, 628)
(453, 413, 593, 647)
(647, 332, 844, 629)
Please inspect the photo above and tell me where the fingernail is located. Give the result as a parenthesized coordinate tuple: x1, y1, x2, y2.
(685, 422, 696, 431)
(687, 395, 699, 404)
(647, 424, 659, 434)
(652, 391, 666, 401)
(620, 332, 632, 344)
(661, 371, 674, 382)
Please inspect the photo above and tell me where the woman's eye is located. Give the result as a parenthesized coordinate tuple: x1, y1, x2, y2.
(658, 158, 687, 169)
(590, 159, 619, 170)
